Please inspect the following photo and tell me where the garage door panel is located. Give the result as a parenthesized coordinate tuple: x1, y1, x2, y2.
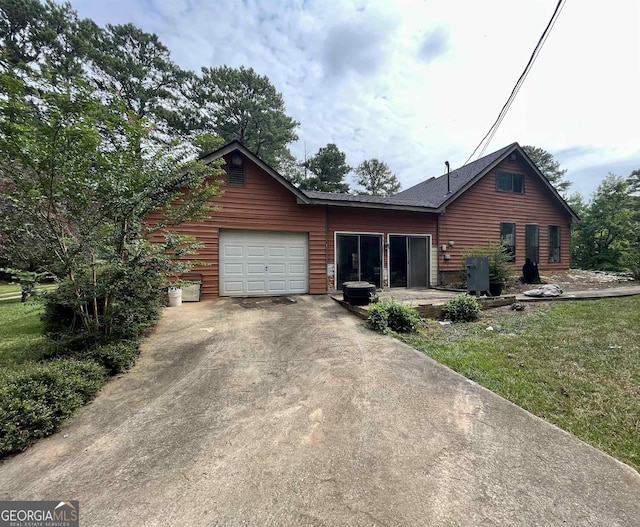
(247, 263, 266, 274)
(268, 263, 286, 274)
(289, 281, 306, 292)
(289, 263, 306, 274)
(223, 263, 244, 275)
(247, 246, 265, 257)
(268, 281, 286, 292)
(247, 281, 266, 292)
(223, 282, 243, 293)
(224, 245, 243, 257)
(219, 230, 308, 297)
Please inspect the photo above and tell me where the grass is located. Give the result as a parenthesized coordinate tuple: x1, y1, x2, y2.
(0, 282, 22, 298)
(402, 297, 640, 472)
(0, 282, 57, 301)
(0, 299, 47, 366)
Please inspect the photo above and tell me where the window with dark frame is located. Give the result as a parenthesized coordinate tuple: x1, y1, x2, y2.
(549, 225, 561, 263)
(500, 222, 516, 262)
(525, 224, 540, 263)
(496, 172, 525, 193)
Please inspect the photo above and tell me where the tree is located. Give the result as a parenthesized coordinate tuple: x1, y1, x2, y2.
(193, 133, 226, 158)
(299, 143, 351, 193)
(278, 150, 307, 186)
(0, 0, 89, 82)
(194, 66, 299, 169)
(571, 175, 637, 270)
(355, 159, 401, 196)
(523, 145, 571, 196)
(628, 168, 640, 190)
(0, 67, 224, 336)
(84, 22, 194, 144)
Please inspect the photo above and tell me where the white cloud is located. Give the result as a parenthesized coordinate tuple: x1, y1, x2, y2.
(69, 0, 640, 197)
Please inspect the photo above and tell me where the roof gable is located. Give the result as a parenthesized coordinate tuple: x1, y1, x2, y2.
(396, 143, 579, 222)
(200, 140, 311, 204)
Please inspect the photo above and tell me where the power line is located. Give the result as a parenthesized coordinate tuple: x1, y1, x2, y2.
(464, 0, 566, 164)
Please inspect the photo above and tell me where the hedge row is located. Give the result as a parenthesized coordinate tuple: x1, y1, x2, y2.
(1, 339, 141, 456)
(0, 360, 105, 455)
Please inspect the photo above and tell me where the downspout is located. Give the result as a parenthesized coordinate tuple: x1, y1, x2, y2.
(436, 214, 441, 286)
(325, 205, 330, 291)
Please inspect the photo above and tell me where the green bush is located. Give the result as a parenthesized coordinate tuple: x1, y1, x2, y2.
(44, 339, 140, 376)
(442, 294, 481, 322)
(621, 247, 640, 280)
(367, 302, 390, 333)
(88, 341, 140, 375)
(367, 299, 421, 334)
(461, 242, 513, 286)
(42, 263, 164, 342)
(0, 360, 105, 455)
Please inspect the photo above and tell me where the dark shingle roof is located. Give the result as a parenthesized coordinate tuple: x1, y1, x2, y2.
(394, 143, 518, 207)
(302, 190, 438, 209)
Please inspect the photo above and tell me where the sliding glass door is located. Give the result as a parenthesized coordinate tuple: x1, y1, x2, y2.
(389, 235, 430, 288)
(336, 234, 382, 288)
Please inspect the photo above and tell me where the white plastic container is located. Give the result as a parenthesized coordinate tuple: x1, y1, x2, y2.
(168, 287, 183, 307)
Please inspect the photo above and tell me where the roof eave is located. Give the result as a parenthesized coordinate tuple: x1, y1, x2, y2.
(298, 197, 440, 213)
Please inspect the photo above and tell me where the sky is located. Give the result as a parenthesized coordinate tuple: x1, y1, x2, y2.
(69, 0, 640, 199)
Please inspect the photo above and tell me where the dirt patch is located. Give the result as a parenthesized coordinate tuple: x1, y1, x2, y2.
(235, 296, 298, 309)
(507, 269, 638, 294)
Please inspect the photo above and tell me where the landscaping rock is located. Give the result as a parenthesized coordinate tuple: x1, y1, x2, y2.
(524, 284, 563, 297)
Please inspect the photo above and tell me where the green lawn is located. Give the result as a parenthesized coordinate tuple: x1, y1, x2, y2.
(0, 282, 57, 302)
(0, 299, 47, 365)
(402, 296, 640, 472)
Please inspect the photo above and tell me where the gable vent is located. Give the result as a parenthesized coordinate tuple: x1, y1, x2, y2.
(228, 165, 246, 185)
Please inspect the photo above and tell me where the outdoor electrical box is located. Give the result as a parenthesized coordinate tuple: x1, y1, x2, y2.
(466, 257, 489, 297)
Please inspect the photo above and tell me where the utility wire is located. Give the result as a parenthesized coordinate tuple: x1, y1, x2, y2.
(464, 0, 566, 164)
(478, 0, 566, 158)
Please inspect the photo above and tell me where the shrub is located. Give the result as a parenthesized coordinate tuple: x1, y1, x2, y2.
(461, 242, 513, 286)
(442, 294, 481, 322)
(367, 302, 390, 333)
(621, 247, 640, 280)
(367, 299, 421, 334)
(42, 263, 164, 342)
(43, 339, 140, 376)
(0, 360, 105, 455)
(88, 341, 140, 375)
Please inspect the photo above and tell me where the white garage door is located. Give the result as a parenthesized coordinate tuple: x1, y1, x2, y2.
(219, 230, 309, 296)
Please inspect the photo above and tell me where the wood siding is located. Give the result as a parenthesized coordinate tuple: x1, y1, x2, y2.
(438, 158, 573, 277)
(327, 207, 438, 289)
(149, 154, 327, 299)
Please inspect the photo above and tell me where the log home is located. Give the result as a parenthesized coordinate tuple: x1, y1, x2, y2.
(151, 141, 577, 298)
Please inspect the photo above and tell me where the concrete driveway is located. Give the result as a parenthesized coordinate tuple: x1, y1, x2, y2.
(1, 295, 639, 526)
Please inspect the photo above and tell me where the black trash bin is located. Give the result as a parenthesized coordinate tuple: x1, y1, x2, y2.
(343, 282, 376, 306)
(341, 281, 369, 303)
